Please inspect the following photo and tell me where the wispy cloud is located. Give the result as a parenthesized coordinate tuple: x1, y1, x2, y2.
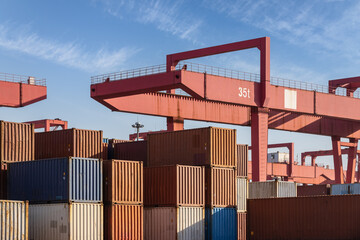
(0, 23, 139, 73)
(92, 0, 203, 43)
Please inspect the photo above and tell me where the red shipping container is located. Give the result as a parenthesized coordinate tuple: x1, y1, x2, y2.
(35, 128, 103, 159)
(105, 204, 143, 240)
(112, 141, 147, 165)
(236, 144, 248, 177)
(297, 184, 330, 197)
(206, 166, 236, 207)
(144, 165, 205, 207)
(103, 159, 143, 204)
(237, 212, 246, 240)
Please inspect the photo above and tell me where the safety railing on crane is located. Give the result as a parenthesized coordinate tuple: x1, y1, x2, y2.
(0, 72, 46, 86)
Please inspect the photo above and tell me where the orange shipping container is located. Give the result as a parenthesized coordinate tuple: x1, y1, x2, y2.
(103, 159, 143, 204)
(147, 127, 236, 167)
(236, 144, 248, 177)
(0, 121, 34, 164)
(237, 212, 246, 240)
(35, 128, 103, 159)
(144, 165, 205, 207)
(206, 167, 236, 207)
(112, 141, 147, 165)
(105, 204, 143, 240)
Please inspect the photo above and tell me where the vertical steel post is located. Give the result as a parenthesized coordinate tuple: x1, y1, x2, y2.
(346, 138, 358, 183)
(166, 117, 184, 131)
(332, 136, 344, 184)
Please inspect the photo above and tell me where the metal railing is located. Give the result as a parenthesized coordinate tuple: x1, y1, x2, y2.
(0, 72, 46, 86)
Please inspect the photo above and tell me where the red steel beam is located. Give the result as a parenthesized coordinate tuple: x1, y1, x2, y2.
(26, 119, 68, 132)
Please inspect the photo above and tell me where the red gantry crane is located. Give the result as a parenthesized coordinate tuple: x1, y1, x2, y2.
(91, 37, 360, 184)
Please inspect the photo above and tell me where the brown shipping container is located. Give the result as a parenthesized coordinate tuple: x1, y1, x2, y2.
(148, 127, 236, 167)
(102, 142, 109, 160)
(206, 167, 236, 207)
(0, 121, 34, 164)
(237, 212, 246, 240)
(112, 141, 147, 165)
(236, 144, 248, 177)
(35, 128, 103, 159)
(297, 184, 330, 197)
(104, 159, 143, 204)
(0, 169, 6, 199)
(144, 165, 205, 207)
(248, 195, 360, 240)
(105, 204, 143, 240)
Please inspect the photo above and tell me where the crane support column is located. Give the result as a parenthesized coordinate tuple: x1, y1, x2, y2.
(346, 138, 358, 183)
(332, 136, 344, 184)
(251, 107, 269, 181)
(167, 117, 184, 131)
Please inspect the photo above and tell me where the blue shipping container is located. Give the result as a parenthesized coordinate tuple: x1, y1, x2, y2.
(205, 207, 236, 240)
(8, 157, 102, 203)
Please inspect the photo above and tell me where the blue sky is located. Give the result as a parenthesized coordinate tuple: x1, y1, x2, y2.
(1, 0, 359, 168)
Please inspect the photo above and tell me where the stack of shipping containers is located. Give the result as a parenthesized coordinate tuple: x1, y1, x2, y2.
(103, 159, 143, 240)
(7, 128, 104, 240)
(236, 144, 248, 240)
(147, 127, 240, 240)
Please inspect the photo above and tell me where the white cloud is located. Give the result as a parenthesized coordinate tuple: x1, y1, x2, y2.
(0, 24, 139, 73)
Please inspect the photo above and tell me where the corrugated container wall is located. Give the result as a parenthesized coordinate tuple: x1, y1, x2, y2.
(0, 121, 34, 165)
(248, 181, 297, 199)
(103, 160, 143, 204)
(105, 204, 143, 240)
(8, 157, 102, 203)
(236, 145, 248, 177)
(102, 142, 108, 160)
(145, 165, 205, 207)
(248, 195, 360, 240)
(0, 200, 28, 240)
(144, 207, 205, 240)
(148, 127, 236, 167)
(331, 183, 360, 195)
(236, 177, 247, 212)
(297, 184, 330, 197)
(111, 141, 147, 165)
(206, 167, 236, 207)
(205, 207, 236, 240)
(29, 203, 103, 240)
(35, 128, 103, 159)
(237, 212, 246, 240)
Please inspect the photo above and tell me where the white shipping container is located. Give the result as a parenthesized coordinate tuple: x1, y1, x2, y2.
(237, 177, 247, 212)
(248, 181, 297, 199)
(145, 207, 205, 240)
(29, 203, 103, 240)
(267, 152, 289, 163)
(331, 183, 360, 195)
(0, 200, 28, 240)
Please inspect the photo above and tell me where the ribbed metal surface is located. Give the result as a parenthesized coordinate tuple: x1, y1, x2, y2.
(297, 184, 330, 197)
(29, 203, 103, 240)
(148, 127, 236, 167)
(236, 177, 247, 212)
(236, 145, 248, 177)
(248, 181, 297, 199)
(144, 207, 205, 240)
(205, 207, 236, 240)
(35, 128, 103, 159)
(105, 204, 143, 240)
(104, 160, 143, 204)
(248, 195, 360, 240)
(0, 121, 34, 164)
(144, 165, 205, 207)
(237, 212, 246, 240)
(206, 167, 236, 207)
(111, 141, 147, 165)
(0, 200, 28, 240)
(331, 183, 360, 195)
(8, 157, 102, 203)
(102, 142, 108, 160)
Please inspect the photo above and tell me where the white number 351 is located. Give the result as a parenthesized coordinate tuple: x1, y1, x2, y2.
(238, 87, 250, 98)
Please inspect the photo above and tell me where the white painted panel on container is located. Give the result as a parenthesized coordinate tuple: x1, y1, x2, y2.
(284, 89, 297, 110)
(71, 203, 103, 240)
(0, 200, 28, 240)
(177, 207, 205, 240)
(331, 183, 360, 195)
(145, 207, 176, 240)
(277, 182, 297, 198)
(237, 178, 247, 212)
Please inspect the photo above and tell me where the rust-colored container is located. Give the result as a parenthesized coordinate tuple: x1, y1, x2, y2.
(103, 159, 143, 204)
(144, 165, 205, 207)
(105, 204, 143, 240)
(0, 121, 34, 164)
(35, 128, 103, 159)
(237, 212, 246, 240)
(206, 166, 236, 207)
(112, 141, 147, 165)
(248, 195, 360, 240)
(236, 144, 248, 177)
(297, 184, 330, 197)
(148, 127, 236, 167)
(102, 142, 109, 160)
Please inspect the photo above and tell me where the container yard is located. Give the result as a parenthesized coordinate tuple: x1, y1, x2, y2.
(2, 32, 360, 240)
